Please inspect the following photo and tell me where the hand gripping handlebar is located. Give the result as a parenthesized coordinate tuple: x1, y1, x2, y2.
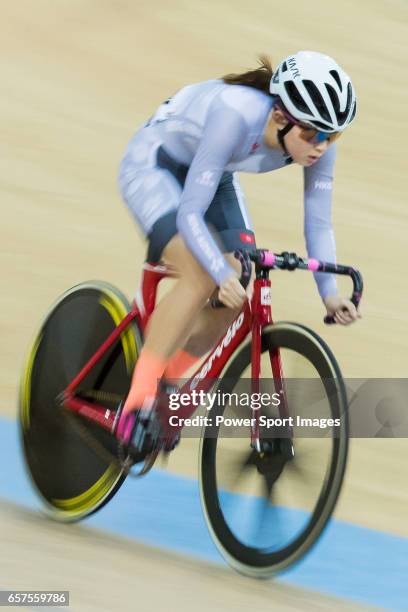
(254, 250, 363, 325)
(211, 249, 363, 325)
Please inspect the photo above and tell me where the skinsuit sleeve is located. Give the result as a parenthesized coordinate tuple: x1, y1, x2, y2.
(176, 105, 247, 285)
(303, 143, 338, 299)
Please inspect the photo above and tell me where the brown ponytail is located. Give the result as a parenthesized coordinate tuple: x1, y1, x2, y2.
(222, 54, 274, 95)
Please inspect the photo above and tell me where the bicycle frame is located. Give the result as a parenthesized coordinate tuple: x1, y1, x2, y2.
(62, 258, 287, 449)
(62, 250, 363, 449)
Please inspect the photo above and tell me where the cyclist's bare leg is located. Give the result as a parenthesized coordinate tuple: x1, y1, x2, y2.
(160, 240, 249, 357)
(123, 235, 248, 414)
(143, 236, 216, 353)
(123, 236, 232, 412)
(174, 288, 240, 355)
(145, 236, 246, 354)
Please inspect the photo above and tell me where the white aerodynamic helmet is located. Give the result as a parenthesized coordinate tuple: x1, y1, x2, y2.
(270, 51, 357, 133)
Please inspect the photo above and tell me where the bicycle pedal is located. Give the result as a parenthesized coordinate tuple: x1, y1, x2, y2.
(132, 406, 165, 454)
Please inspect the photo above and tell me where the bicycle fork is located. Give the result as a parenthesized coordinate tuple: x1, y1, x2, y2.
(250, 276, 291, 452)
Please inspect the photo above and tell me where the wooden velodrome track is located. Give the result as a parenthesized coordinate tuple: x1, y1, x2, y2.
(1, 1, 407, 609)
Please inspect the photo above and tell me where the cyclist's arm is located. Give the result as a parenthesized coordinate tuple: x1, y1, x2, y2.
(303, 144, 338, 299)
(176, 107, 247, 286)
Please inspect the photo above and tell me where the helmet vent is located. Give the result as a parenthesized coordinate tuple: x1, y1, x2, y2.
(310, 120, 332, 130)
(303, 80, 332, 123)
(329, 69, 342, 91)
(334, 82, 353, 126)
(325, 83, 340, 113)
(283, 81, 312, 115)
(349, 99, 357, 122)
(282, 61, 288, 72)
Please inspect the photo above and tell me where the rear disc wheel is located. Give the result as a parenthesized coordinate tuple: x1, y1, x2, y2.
(19, 281, 141, 522)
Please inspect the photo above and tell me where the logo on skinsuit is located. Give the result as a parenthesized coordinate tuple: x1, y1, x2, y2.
(240, 232, 255, 244)
(314, 180, 332, 190)
(190, 312, 245, 390)
(196, 171, 215, 187)
(186, 213, 225, 275)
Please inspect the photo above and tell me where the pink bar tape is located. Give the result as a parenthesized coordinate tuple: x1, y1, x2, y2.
(262, 251, 276, 266)
(308, 259, 320, 271)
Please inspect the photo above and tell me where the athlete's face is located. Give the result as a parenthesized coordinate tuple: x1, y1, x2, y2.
(265, 109, 333, 166)
(284, 125, 330, 166)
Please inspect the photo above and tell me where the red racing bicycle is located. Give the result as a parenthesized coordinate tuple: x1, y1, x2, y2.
(19, 249, 363, 577)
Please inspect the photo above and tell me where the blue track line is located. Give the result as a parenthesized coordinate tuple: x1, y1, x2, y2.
(1, 417, 406, 611)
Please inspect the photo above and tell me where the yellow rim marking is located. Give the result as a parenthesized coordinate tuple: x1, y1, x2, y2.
(52, 463, 119, 512)
(21, 332, 43, 431)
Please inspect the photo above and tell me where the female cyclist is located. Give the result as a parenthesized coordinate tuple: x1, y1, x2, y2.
(117, 50, 361, 428)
